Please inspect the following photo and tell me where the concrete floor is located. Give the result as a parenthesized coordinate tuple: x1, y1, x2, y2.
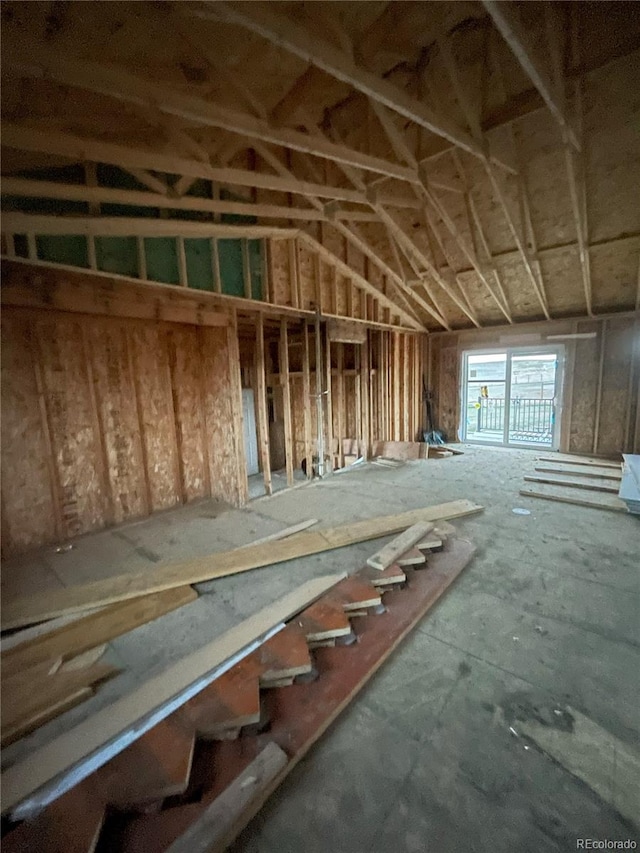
(2, 446, 639, 850)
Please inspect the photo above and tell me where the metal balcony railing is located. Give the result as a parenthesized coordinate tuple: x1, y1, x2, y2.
(475, 398, 554, 439)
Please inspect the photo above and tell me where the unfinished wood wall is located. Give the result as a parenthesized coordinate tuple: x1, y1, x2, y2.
(269, 325, 423, 472)
(1, 302, 246, 556)
(428, 314, 640, 456)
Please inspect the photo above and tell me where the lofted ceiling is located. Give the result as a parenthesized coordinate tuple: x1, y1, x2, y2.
(1, 0, 639, 330)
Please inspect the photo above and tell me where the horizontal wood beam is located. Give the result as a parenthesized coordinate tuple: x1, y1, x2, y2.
(1, 256, 418, 332)
(1, 178, 379, 224)
(1, 212, 296, 240)
(2, 124, 420, 210)
(6, 44, 419, 182)
(210, 2, 486, 160)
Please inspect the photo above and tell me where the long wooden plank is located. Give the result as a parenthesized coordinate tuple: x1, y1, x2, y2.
(1, 587, 197, 678)
(2, 663, 119, 747)
(520, 488, 628, 513)
(166, 743, 288, 853)
(524, 475, 619, 494)
(0, 688, 93, 749)
(537, 455, 621, 469)
(2, 573, 346, 819)
(535, 465, 622, 481)
(366, 522, 434, 570)
(2, 501, 483, 630)
(236, 519, 318, 549)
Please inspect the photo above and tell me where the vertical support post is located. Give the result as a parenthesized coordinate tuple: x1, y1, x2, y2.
(177, 237, 188, 287)
(592, 319, 606, 455)
(289, 239, 300, 308)
(85, 162, 99, 270)
(211, 237, 222, 293)
(227, 309, 249, 505)
(302, 322, 313, 478)
(242, 238, 252, 299)
(336, 342, 345, 468)
(255, 314, 273, 496)
(325, 323, 334, 473)
(362, 331, 371, 458)
(137, 237, 147, 280)
(26, 232, 38, 261)
(393, 332, 401, 441)
(355, 343, 362, 456)
(279, 319, 294, 487)
(314, 309, 326, 477)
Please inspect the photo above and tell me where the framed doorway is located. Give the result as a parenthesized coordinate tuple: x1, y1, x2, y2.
(460, 346, 564, 449)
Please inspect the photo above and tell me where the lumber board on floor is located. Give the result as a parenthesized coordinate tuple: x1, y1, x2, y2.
(535, 464, 622, 481)
(2, 662, 119, 747)
(520, 488, 628, 513)
(2, 501, 482, 629)
(1, 587, 197, 678)
(2, 573, 346, 819)
(537, 455, 621, 469)
(366, 522, 433, 570)
(523, 475, 620, 494)
(237, 519, 318, 548)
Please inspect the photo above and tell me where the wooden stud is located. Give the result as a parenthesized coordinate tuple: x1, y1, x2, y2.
(26, 232, 38, 262)
(136, 237, 147, 280)
(302, 323, 313, 478)
(325, 324, 334, 472)
(242, 239, 252, 299)
(279, 319, 295, 487)
(336, 342, 345, 468)
(227, 309, 249, 505)
(592, 319, 607, 455)
(255, 316, 273, 496)
(177, 237, 188, 287)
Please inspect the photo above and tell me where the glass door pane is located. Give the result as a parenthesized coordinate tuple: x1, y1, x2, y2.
(507, 353, 557, 446)
(465, 353, 507, 443)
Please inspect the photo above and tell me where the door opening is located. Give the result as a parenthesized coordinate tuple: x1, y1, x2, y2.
(461, 347, 563, 449)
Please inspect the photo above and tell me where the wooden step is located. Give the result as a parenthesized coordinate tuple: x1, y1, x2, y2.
(325, 576, 381, 611)
(179, 657, 261, 739)
(96, 715, 196, 808)
(358, 563, 406, 587)
(396, 547, 426, 567)
(255, 624, 312, 687)
(296, 598, 352, 642)
(2, 784, 106, 853)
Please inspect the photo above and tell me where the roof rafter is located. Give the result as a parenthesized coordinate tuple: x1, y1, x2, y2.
(482, 0, 580, 150)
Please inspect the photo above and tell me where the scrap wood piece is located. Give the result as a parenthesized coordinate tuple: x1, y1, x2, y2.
(1, 586, 197, 679)
(2, 661, 119, 747)
(117, 536, 477, 853)
(2, 572, 346, 819)
(237, 519, 318, 549)
(366, 521, 434, 570)
(2, 500, 483, 630)
(524, 475, 620, 494)
(164, 742, 288, 853)
(520, 488, 628, 514)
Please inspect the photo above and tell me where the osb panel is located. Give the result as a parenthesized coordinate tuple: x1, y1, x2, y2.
(297, 243, 316, 311)
(268, 239, 292, 306)
(37, 315, 109, 537)
(200, 325, 242, 506)
(168, 326, 208, 502)
(335, 274, 349, 317)
(129, 325, 181, 512)
(597, 317, 637, 456)
(584, 51, 640, 244)
(437, 346, 461, 442)
(494, 256, 547, 322)
(0, 314, 56, 554)
(538, 250, 586, 317)
(568, 320, 600, 454)
(88, 320, 148, 523)
(590, 242, 639, 313)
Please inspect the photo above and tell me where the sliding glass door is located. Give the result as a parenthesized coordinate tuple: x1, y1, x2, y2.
(461, 347, 563, 448)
